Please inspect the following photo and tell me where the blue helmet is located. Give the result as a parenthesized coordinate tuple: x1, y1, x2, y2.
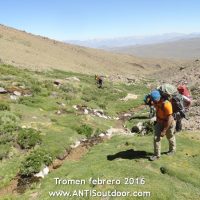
(150, 90, 161, 102)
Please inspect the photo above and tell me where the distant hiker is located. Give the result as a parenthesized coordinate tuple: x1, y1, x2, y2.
(95, 75, 103, 88)
(149, 90, 176, 161)
(144, 94, 156, 118)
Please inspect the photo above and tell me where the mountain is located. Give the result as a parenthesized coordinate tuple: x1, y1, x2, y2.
(66, 33, 200, 49)
(0, 24, 176, 76)
(108, 37, 200, 59)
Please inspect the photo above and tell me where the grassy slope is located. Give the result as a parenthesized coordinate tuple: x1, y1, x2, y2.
(0, 64, 146, 193)
(0, 64, 199, 200)
(13, 132, 200, 200)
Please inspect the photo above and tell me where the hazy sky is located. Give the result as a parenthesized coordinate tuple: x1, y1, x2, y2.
(0, 0, 200, 40)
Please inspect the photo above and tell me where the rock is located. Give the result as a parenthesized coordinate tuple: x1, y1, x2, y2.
(13, 91, 21, 96)
(131, 126, 140, 133)
(61, 103, 66, 107)
(121, 93, 138, 101)
(99, 133, 105, 137)
(10, 95, 18, 100)
(70, 141, 81, 148)
(106, 127, 129, 137)
(54, 79, 63, 85)
(131, 122, 144, 133)
(80, 138, 87, 142)
(124, 113, 132, 117)
(56, 110, 62, 115)
(34, 166, 49, 178)
(0, 87, 7, 93)
(84, 109, 89, 115)
(65, 77, 80, 82)
(93, 109, 104, 114)
(73, 105, 78, 110)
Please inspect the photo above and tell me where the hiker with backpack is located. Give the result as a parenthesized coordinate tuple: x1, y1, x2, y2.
(149, 90, 176, 161)
(177, 85, 192, 111)
(158, 84, 187, 132)
(175, 84, 192, 131)
(95, 75, 103, 88)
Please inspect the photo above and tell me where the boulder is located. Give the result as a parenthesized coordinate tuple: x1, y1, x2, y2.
(54, 79, 63, 85)
(0, 87, 7, 94)
(13, 91, 21, 96)
(34, 166, 49, 178)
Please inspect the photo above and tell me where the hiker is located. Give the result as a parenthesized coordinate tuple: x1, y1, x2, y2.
(149, 90, 176, 161)
(175, 85, 192, 131)
(158, 83, 187, 132)
(177, 85, 192, 111)
(144, 94, 156, 118)
(95, 75, 103, 88)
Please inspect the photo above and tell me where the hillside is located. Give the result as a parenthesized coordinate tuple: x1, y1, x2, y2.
(0, 64, 199, 200)
(0, 24, 177, 77)
(110, 38, 200, 60)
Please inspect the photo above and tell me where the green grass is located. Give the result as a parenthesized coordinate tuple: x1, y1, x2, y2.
(0, 64, 199, 200)
(10, 132, 199, 200)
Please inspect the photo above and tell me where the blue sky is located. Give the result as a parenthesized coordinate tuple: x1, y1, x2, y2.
(0, 0, 200, 40)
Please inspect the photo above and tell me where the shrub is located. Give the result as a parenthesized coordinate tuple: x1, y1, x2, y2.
(0, 111, 19, 135)
(0, 102, 10, 111)
(17, 128, 42, 149)
(76, 124, 93, 138)
(20, 149, 53, 176)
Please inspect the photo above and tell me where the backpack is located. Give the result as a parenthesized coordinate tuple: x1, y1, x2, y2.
(171, 93, 186, 119)
(158, 84, 187, 119)
(158, 84, 177, 99)
(177, 85, 192, 99)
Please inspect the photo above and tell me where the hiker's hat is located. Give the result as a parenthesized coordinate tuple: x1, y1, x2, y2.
(150, 90, 161, 102)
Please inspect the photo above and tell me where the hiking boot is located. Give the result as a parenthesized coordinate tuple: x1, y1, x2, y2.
(166, 151, 175, 156)
(149, 155, 160, 161)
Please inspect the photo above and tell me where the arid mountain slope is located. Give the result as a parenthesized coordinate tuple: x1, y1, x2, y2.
(110, 38, 200, 60)
(0, 24, 178, 76)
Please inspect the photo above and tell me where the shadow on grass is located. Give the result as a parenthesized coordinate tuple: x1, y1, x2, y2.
(107, 149, 153, 161)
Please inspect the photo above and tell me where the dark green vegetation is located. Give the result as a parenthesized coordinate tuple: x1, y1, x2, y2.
(17, 128, 42, 149)
(0, 64, 199, 200)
